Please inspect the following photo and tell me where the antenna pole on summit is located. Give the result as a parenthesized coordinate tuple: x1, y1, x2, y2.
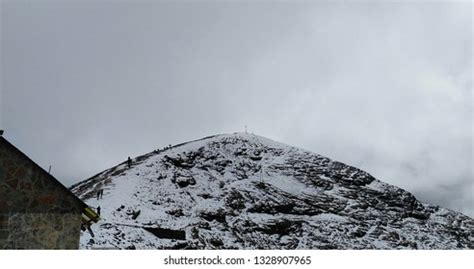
(245, 125, 248, 134)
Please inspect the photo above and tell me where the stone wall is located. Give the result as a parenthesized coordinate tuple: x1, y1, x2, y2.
(0, 138, 83, 214)
(0, 138, 85, 249)
(0, 213, 81, 249)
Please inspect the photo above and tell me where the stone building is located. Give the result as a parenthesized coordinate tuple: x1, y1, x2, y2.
(0, 135, 98, 249)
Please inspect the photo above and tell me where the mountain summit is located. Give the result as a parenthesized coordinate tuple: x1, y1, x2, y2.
(71, 133, 473, 249)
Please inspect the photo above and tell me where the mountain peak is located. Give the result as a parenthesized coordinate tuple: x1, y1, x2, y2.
(71, 134, 474, 249)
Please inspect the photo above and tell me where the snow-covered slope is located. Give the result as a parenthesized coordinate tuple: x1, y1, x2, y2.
(71, 133, 473, 249)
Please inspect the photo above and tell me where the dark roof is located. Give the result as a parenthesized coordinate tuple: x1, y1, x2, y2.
(0, 136, 90, 211)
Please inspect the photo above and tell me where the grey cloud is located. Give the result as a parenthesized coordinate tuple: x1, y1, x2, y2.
(1, 1, 472, 216)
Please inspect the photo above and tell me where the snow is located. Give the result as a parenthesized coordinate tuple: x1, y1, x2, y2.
(311, 213, 348, 223)
(264, 174, 309, 194)
(366, 180, 388, 192)
(72, 132, 474, 250)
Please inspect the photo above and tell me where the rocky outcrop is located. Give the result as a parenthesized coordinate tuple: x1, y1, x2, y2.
(71, 133, 474, 249)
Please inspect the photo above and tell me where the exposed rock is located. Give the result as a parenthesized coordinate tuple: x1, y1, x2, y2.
(72, 133, 474, 249)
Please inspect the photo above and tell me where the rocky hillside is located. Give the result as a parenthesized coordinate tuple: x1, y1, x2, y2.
(71, 133, 473, 249)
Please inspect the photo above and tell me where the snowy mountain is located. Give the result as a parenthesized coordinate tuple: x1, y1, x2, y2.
(71, 133, 473, 249)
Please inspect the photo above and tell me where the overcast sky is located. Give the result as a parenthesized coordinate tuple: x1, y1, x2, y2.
(1, 1, 472, 217)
